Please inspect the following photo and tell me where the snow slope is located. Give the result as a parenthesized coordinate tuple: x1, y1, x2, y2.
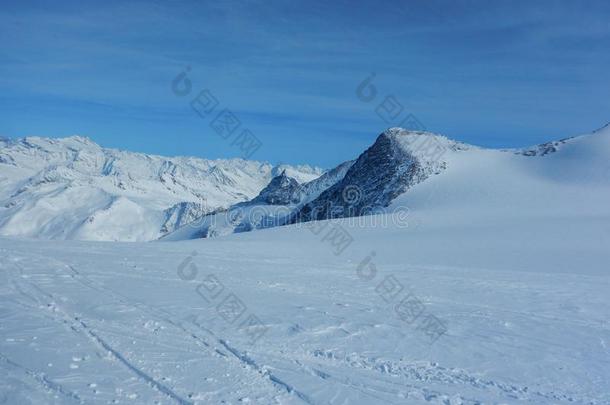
(0, 127, 609, 404)
(0, 136, 323, 241)
(389, 124, 610, 230)
(167, 125, 610, 242)
(1, 199, 609, 403)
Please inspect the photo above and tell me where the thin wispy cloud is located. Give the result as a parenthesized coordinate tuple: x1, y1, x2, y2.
(1, 0, 609, 166)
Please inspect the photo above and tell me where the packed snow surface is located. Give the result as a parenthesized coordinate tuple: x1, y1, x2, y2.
(1, 209, 609, 404)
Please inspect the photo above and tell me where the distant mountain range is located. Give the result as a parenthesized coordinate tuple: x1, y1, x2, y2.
(0, 136, 321, 241)
(2, 124, 609, 242)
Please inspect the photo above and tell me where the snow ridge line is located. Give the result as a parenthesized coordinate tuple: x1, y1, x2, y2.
(0, 352, 84, 404)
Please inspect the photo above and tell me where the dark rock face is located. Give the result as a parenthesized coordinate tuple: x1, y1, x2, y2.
(292, 130, 446, 222)
(0, 153, 15, 165)
(517, 138, 570, 157)
(511, 126, 610, 157)
(251, 171, 301, 205)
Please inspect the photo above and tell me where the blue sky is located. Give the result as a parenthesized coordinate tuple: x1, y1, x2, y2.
(2, 0, 610, 167)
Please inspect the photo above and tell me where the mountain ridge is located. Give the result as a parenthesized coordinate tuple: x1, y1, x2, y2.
(0, 135, 323, 241)
(164, 124, 610, 240)
(2, 125, 609, 241)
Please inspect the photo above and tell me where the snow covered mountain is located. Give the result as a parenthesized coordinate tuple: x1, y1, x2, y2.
(1, 126, 610, 404)
(3, 125, 610, 243)
(292, 129, 467, 222)
(167, 124, 610, 240)
(162, 160, 354, 240)
(0, 136, 323, 241)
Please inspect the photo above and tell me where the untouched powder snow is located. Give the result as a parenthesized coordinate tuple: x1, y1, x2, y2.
(389, 124, 610, 230)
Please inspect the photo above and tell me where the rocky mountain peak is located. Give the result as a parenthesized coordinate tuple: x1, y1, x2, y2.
(291, 128, 453, 223)
(251, 171, 302, 205)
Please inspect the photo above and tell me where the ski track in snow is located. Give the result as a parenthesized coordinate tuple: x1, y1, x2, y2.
(60, 262, 314, 404)
(2, 239, 607, 405)
(3, 257, 309, 404)
(4, 252, 345, 404)
(5, 262, 194, 405)
(0, 352, 84, 404)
